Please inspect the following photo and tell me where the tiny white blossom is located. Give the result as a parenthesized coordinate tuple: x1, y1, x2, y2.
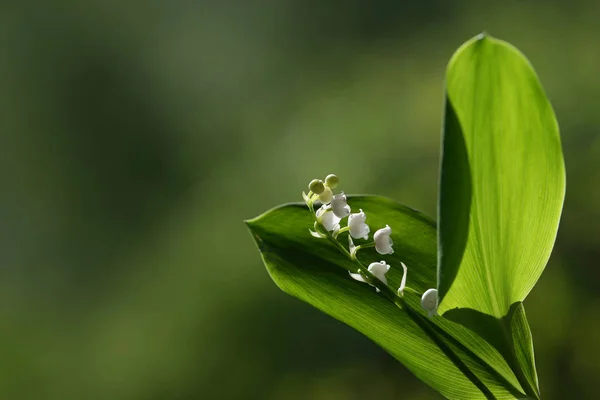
(348, 209, 370, 239)
(349, 261, 390, 292)
(331, 192, 351, 218)
(367, 261, 390, 285)
(421, 288, 438, 317)
(374, 225, 394, 255)
(316, 204, 340, 231)
(397, 262, 408, 297)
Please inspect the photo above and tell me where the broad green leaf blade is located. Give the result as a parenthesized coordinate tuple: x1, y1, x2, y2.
(247, 196, 527, 399)
(438, 34, 565, 318)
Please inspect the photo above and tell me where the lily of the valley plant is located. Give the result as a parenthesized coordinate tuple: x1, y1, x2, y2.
(305, 174, 415, 298)
(246, 34, 565, 399)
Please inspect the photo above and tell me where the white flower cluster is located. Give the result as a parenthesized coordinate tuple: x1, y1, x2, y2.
(306, 175, 394, 255)
(303, 174, 438, 316)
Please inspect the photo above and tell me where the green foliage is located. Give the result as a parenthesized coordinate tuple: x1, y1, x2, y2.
(247, 197, 525, 399)
(247, 34, 564, 399)
(438, 34, 565, 318)
(437, 34, 565, 398)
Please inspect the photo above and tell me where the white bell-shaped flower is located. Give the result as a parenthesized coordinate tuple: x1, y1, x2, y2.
(367, 261, 390, 285)
(349, 261, 390, 292)
(374, 225, 394, 254)
(331, 192, 351, 219)
(421, 288, 438, 317)
(316, 204, 341, 232)
(348, 209, 370, 239)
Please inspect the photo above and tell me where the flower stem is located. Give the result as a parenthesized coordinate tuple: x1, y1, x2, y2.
(348, 242, 375, 260)
(333, 226, 350, 239)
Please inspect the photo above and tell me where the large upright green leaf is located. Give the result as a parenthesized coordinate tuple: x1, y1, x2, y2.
(437, 35, 565, 318)
(247, 196, 530, 399)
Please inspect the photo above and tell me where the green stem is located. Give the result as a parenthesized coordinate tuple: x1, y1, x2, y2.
(333, 226, 350, 239)
(403, 287, 421, 296)
(307, 199, 316, 215)
(353, 242, 375, 252)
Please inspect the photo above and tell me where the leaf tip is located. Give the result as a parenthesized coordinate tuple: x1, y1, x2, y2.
(244, 214, 262, 231)
(245, 222, 267, 252)
(244, 217, 263, 244)
(475, 31, 491, 40)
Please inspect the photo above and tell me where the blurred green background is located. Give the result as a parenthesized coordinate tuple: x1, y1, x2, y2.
(1, 1, 599, 399)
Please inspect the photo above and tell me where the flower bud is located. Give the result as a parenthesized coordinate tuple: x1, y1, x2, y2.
(324, 174, 339, 189)
(421, 288, 438, 317)
(318, 186, 333, 204)
(309, 179, 325, 195)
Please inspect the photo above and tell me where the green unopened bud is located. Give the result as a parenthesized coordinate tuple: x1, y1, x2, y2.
(324, 174, 339, 189)
(319, 187, 333, 204)
(309, 179, 325, 195)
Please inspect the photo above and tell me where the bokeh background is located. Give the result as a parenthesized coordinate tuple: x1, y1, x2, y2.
(1, 1, 599, 399)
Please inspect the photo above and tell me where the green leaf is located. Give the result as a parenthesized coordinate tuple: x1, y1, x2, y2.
(247, 196, 530, 399)
(438, 34, 565, 318)
(443, 303, 540, 399)
(437, 34, 564, 399)
(510, 303, 539, 397)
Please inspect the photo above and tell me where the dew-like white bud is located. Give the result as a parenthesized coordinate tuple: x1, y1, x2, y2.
(324, 174, 339, 189)
(348, 209, 370, 239)
(309, 179, 325, 195)
(374, 225, 394, 255)
(421, 288, 438, 317)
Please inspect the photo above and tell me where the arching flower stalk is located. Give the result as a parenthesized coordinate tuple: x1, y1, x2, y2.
(301, 174, 419, 299)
